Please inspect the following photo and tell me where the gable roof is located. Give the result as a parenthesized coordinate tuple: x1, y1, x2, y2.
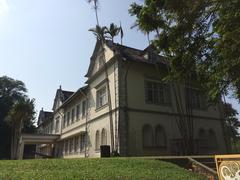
(106, 41, 168, 65)
(52, 87, 74, 111)
(85, 40, 168, 78)
(60, 85, 88, 108)
(37, 109, 53, 126)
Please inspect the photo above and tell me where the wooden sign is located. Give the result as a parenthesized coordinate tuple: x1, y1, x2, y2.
(215, 154, 240, 180)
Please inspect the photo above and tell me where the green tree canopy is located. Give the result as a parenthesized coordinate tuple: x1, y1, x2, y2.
(0, 76, 35, 159)
(129, 0, 240, 102)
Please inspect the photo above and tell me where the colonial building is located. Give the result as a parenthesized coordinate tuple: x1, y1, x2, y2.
(35, 40, 228, 158)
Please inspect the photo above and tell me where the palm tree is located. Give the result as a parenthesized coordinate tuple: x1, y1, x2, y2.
(6, 97, 35, 159)
(105, 23, 120, 43)
(89, 25, 115, 153)
(131, 23, 151, 45)
(87, 0, 100, 26)
(89, 25, 107, 42)
(88, 0, 116, 153)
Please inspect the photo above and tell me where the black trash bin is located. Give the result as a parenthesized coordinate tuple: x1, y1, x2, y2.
(100, 145, 110, 157)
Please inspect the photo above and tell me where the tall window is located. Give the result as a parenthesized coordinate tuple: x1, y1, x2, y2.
(208, 129, 218, 149)
(71, 108, 75, 123)
(67, 111, 70, 126)
(95, 130, 100, 150)
(101, 128, 107, 145)
(155, 125, 167, 147)
(186, 88, 206, 109)
(74, 136, 79, 153)
(80, 133, 87, 152)
(142, 124, 153, 147)
(76, 104, 81, 120)
(55, 118, 60, 133)
(198, 129, 208, 148)
(64, 114, 67, 128)
(64, 140, 68, 155)
(145, 80, 171, 105)
(70, 138, 74, 154)
(96, 86, 108, 108)
(82, 100, 86, 117)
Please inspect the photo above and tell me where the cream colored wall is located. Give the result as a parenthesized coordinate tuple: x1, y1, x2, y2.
(127, 111, 176, 156)
(127, 62, 222, 119)
(126, 62, 227, 155)
(58, 49, 119, 158)
(91, 44, 115, 76)
(127, 111, 226, 156)
(53, 108, 64, 134)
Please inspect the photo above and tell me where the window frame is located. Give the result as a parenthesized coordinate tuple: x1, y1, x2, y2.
(185, 87, 207, 110)
(96, 85, 108, 109)
(144, 80, 171, 106)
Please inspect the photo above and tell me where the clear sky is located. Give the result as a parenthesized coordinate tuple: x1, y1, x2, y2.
(0, 0, 239, 121)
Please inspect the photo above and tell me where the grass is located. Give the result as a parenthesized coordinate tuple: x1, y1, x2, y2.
(0, 158, 205, 180)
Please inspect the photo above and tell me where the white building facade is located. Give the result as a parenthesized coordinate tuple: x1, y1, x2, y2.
(36, 40, 229, 158)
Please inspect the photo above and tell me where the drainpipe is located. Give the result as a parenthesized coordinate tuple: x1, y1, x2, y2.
(79, 89, 89, 158)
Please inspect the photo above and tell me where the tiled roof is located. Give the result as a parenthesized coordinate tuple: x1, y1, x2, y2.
(37, 110, 53, 126)
(105, 40, 168, 65)
(61, 90, 74, 102)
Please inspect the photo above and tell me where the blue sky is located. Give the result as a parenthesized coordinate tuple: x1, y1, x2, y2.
(0, 0, 239, 120)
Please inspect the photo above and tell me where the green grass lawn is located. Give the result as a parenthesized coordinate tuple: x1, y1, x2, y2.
(0, 158, 204, 180)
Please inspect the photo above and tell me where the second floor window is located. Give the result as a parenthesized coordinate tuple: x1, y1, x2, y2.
(55, 118, 59, 133)
(186, 88, 207, 110)
(96, 86, 108, 108)
(145, 80, 171, 105)
(76, 104, 81, 120)
(67, 112, 70, 126)
(82, 100, 86, 117)
(71, 108, 75, 123)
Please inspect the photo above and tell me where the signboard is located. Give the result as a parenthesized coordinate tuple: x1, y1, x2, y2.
(215, 154, 240, 180)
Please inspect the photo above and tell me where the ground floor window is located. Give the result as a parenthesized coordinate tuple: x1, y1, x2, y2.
(74, 136, 79, 153)
(95, 130, 100, 150)
(80, 133, 87, 152)
(155, 125, 167, 147)
(142, 124, 167, 148)
(142, 124, 154, 147)
(101, 128, 107, 145)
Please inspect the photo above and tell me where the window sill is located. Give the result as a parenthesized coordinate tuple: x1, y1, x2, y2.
(143, 146, 167, 149)
(95, 103, 108, 112)
(192, 107, 208, 111)
(145, 102, 172, 107)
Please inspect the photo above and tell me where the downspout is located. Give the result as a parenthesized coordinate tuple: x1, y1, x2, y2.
(79, 89, 89, 158)
(114, 58, 118, 153)
(121, 60, 131, 156)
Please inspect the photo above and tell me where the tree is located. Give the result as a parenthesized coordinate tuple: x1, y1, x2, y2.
(88, 0, 116, 154)
(0, 76, 35, 159)
(89, 25, 107, 42)
(5, 98, 35, 159)
(105, 23, 120, 43)
(129, 0, 240, 102)
(87, 0, 100, 26)
(129, 0, 240, 155)
(224, 103, 240, 151)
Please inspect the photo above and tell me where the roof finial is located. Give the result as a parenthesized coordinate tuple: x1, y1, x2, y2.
(59, 85, 62, 90)
(41, 107, 43, 111)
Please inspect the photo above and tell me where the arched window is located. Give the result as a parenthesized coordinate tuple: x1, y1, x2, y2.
(142, 124, 153, 147)
(95, 130, 100, 150)
(208, 129, 218, 149)
(198, 129, 208, 148)
(155, 125, 167, 147)
(101, 128, 107, 145)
